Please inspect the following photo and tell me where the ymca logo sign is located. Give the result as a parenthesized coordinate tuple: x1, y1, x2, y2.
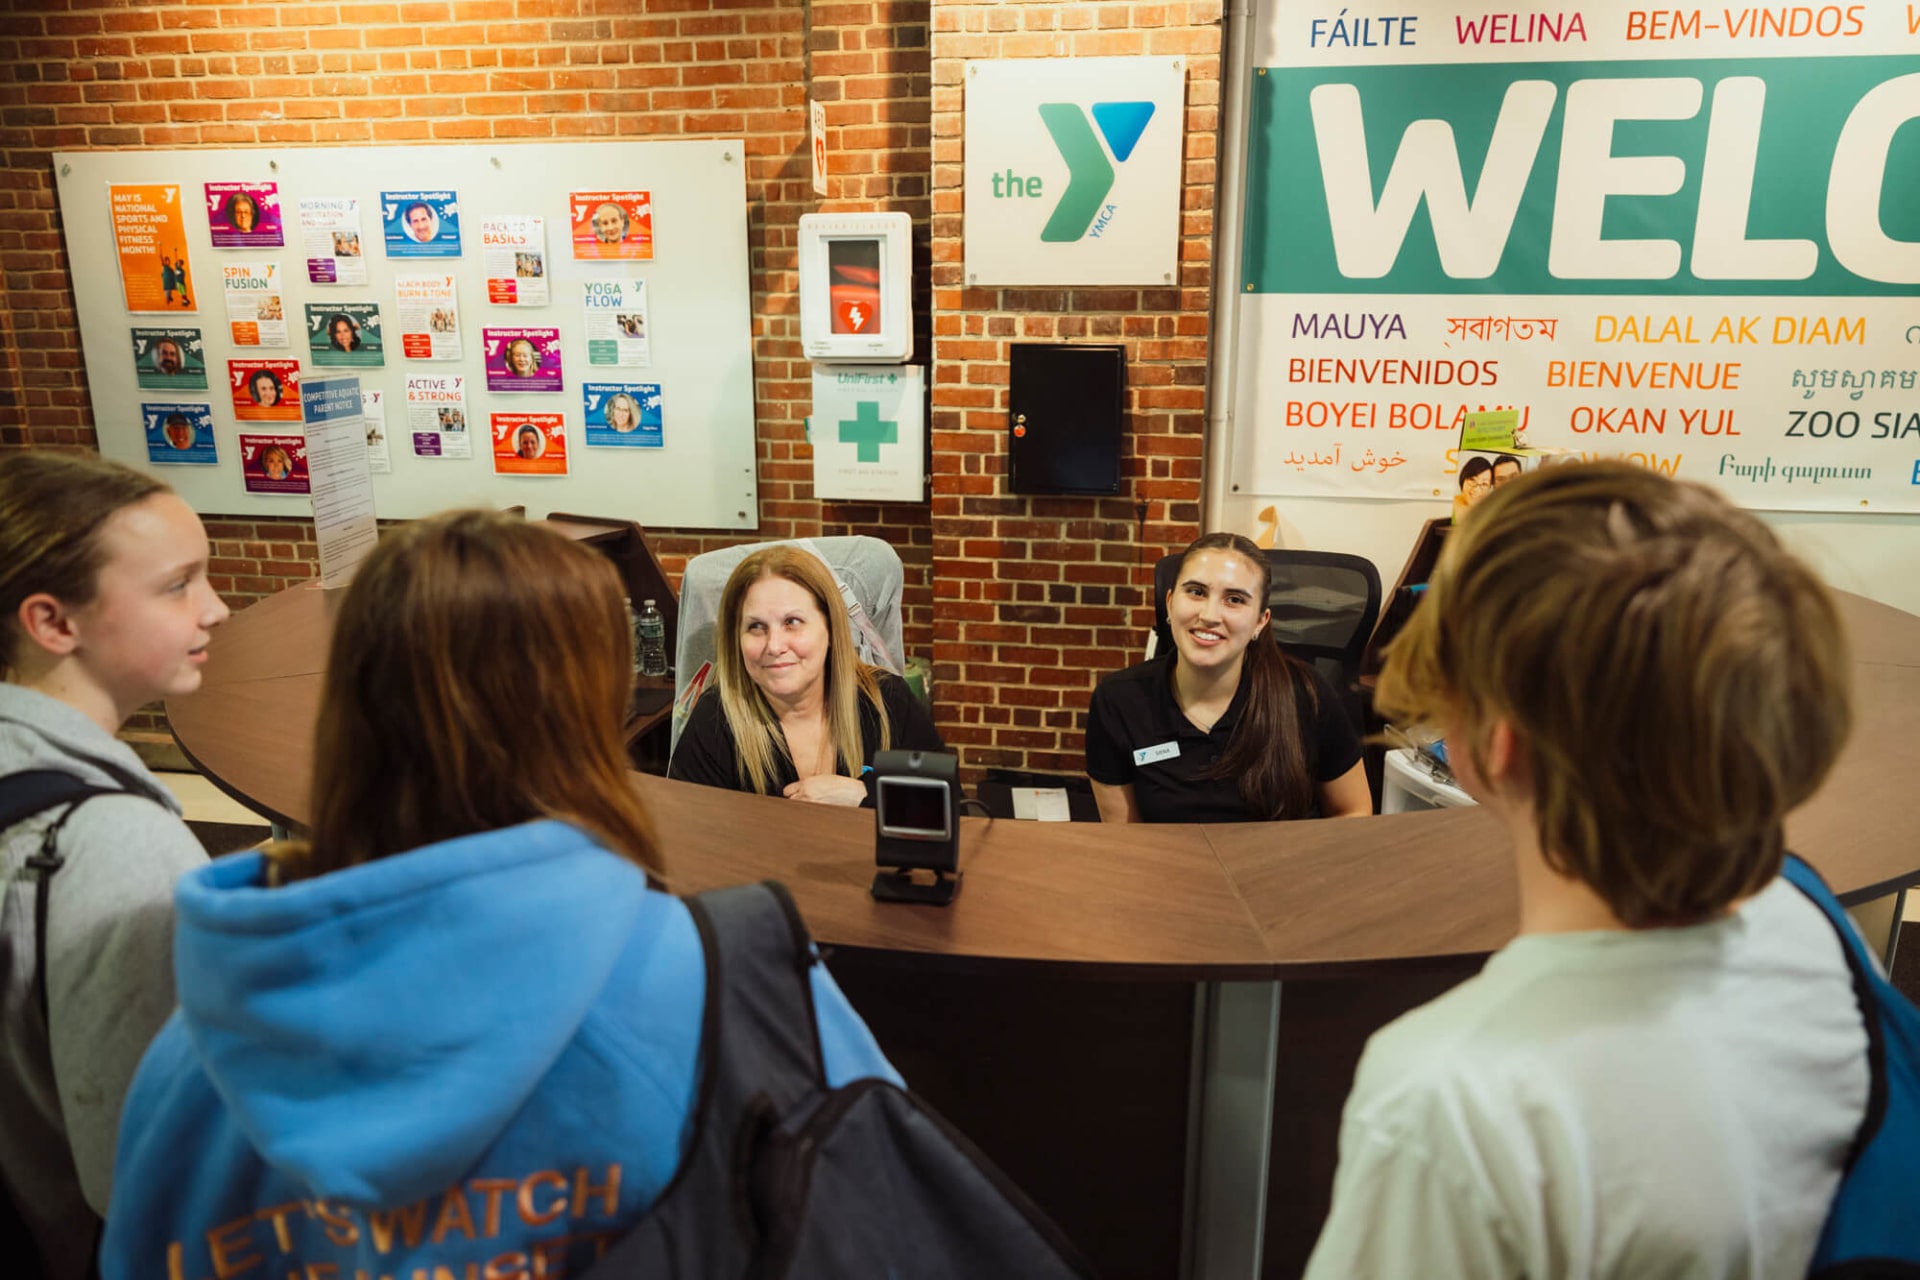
(966, 57, 1185, 286)
(1005, 102, 1156, 242)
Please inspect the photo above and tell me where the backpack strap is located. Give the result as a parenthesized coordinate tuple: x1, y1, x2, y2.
(684, 880, 830, 1110)
(0, 771, 129, 1020)
(1780, 853, 1889, 1171)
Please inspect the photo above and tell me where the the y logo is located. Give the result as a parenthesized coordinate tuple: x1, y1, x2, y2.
(1037, 101, 1156, 242)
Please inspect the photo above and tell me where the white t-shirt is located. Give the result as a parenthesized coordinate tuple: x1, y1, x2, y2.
(1305, 875, 1870, 1280)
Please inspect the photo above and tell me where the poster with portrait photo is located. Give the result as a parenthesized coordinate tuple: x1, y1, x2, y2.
(305, 302, 385, 368)
(110, 183, 195, 313)
(568, 190, 653, 261)
(483, 327, 563, 392)
(298, 197, 367, 286)
(131, 327, 208, 391)
(381, 190, 461, 259)
(582, 382, 663, 449)
(361, 387, 392, 474)
(482, 215, 548, 306)
(238, 433, 310, 496)
(228, 358, 302, 423)
(142, 402, 217, 466)
(492, 412, 568, 477)
(582, 279, 650, 367)
(222, 263, 288, 347)
(405, 373, 471, 459)
(205, 182, 284, 249)
(394, 274, 462, 361)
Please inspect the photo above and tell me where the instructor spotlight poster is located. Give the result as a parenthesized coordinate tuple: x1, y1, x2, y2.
(142, 403, 217, 466)
(204, 181, 284, 249)
(491, 412, 569, 476)
(382, 190, 461, 259)
(568, 190, 653, 261)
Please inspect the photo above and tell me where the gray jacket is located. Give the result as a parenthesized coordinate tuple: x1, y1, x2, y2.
(0, 684, 206, 1280)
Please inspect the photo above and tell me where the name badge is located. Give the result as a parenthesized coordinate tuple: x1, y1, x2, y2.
(1133, 741, 1180, 766)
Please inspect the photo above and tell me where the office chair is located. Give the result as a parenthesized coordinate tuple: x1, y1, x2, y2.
(668, 537, 906, 755)
(1148, 548, 1382, 726)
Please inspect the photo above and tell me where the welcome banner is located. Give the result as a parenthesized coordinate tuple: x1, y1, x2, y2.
(1231, 2, 1920, 511)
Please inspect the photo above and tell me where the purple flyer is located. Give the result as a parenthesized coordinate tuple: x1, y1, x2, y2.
(205, 182, 284, 249)
(484, 327, 564, 392)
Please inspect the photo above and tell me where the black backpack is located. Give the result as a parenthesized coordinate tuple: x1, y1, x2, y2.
(0, 770, 130, 1280)
(580, 880, 1095, 1279)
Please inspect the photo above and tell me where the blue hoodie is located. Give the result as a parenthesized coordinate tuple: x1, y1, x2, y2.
(101, 821, 899, 1279)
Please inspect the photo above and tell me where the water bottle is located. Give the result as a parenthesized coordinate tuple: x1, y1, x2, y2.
(623, 597, 642, 677)
(637, 598, 668, 678)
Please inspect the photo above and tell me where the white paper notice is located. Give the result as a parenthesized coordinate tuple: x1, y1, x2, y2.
(360, 387, 391, 474)
(301, 375, 378, 589)
(481, 215, 548, 307)
(298, 197, 367, 286)
(394, 274, 462, 360)
(222, 263, 288, 347)
(1009, 788, 1072, 822)
(582, 278, 651, 367)
(405, 373, 470, 458)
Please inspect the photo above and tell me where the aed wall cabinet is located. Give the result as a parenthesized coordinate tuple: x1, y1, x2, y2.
(1007, 343, 1125, 495)
(798, 211, 914, 363)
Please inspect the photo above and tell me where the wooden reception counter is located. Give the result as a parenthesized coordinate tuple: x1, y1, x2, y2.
(168, 578, 1920, 1279)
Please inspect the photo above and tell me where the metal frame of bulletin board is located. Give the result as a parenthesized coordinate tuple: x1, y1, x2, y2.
(54, 140, 759, 528)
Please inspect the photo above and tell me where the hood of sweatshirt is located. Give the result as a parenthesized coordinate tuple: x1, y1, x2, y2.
(170, 820, 652, 1206)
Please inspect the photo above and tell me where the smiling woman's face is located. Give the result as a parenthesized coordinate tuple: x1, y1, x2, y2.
(738, 574, 829, 706)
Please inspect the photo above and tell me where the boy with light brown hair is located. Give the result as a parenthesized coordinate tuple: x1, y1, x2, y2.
(1306, 461, 1870, 1278)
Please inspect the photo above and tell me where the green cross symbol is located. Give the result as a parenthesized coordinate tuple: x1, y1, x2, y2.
(838, 400, 896, 463)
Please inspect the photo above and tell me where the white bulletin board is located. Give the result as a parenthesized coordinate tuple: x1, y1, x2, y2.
(54, 141, 759, 528)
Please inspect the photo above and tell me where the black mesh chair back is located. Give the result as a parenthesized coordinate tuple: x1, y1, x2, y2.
(1150, 549, 1382, 719)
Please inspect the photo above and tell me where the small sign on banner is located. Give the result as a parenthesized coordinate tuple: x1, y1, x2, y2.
(809, 364, 925, 502)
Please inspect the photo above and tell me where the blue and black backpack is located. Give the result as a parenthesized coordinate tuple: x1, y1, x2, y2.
(1783, 854, 1920, 1277)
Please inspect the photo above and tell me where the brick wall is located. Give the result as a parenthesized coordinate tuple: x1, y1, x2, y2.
(0, 0, 933, 605)
(1, 0, 1223, 779)
(926, 1, 1220, 775)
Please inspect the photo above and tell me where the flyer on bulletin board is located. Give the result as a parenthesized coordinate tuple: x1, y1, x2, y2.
(228, 358, 301, 423)
(205, 182, 284, 249)
(109, 183, 195, 313)
(142, 403, 217, 466)
(382, 190, 461, 259)
(395, 274, 462, 360)
(568, 190, 653, 261)
(582, 381, 663, 449)
(492, 412, 569, 476)
(222, 263, 288, 347)
(482, 215, 548, 306)
(583, 279, 651, 367)
(484, 327, 564, 392)
(131, 327, 208, 391)
(406, 374, 471, 459)
(306, 302, 385, 368)
(298, 197, 367, 285)
(361, 388, 391, 474)
(238, 433, 310, 496)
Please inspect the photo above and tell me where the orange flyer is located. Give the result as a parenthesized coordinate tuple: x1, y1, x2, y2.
(110, 183, 196, 314)
(568, 190, 653, 261)
(491, 412, 568, 476)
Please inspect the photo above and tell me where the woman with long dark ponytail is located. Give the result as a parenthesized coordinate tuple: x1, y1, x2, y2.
(1084, 532, 1371, 823)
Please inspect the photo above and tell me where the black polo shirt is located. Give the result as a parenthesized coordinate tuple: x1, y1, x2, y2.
(1084, 653, 1362, 823)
